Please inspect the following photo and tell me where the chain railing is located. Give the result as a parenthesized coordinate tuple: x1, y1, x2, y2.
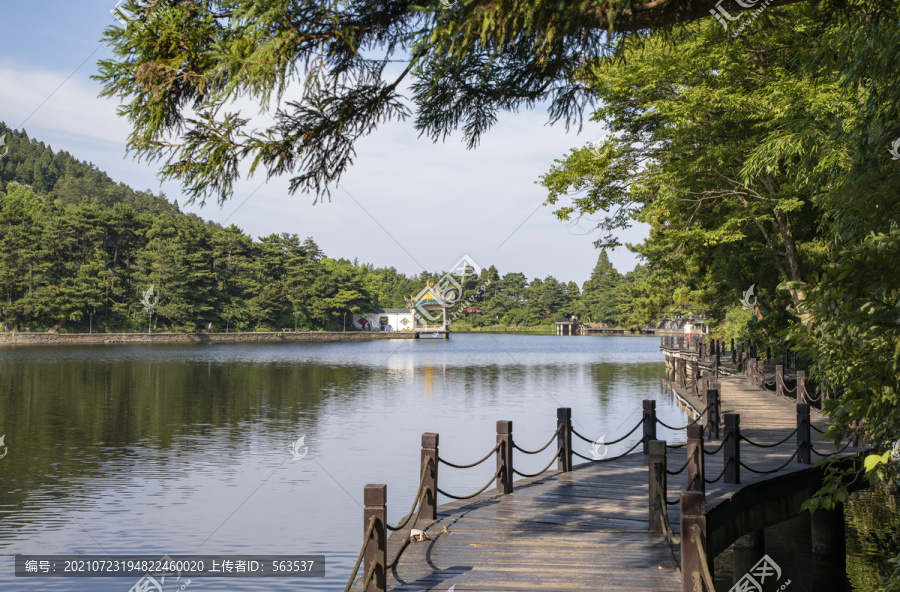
(512, 425, 562, 455)
(573, 438, 644, 463)
(349, 362, 859, 592)
(740, 449, 801, 475)
(657, 408, 708, 431)
(342, 516, 377, 592)
(437, 467, 503, 500)
(571, 417, 643, 447)
(437, 442, 501, 470)
(740, 428, 798, 449)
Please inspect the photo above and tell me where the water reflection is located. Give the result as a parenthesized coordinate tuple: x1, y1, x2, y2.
(0, 335, 708, 590)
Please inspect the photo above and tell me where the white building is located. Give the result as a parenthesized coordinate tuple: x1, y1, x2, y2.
(352, 308, 416, 332)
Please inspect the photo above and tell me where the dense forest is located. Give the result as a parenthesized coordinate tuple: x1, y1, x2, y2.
(0, 123, 647, 333)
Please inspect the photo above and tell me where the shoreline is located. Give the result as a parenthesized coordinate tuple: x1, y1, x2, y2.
(0, 331, 416, 346)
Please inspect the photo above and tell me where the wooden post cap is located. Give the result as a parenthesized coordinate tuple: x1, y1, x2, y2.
(364, 484, 387, 506)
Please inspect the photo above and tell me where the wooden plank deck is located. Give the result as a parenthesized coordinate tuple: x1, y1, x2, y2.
(352, 355, 865, 592)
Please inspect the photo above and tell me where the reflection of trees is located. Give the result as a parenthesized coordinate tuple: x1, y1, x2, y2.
(0, 358, 373, 539)
(845, 487, 900, 590)
(588, 363, 667, 405)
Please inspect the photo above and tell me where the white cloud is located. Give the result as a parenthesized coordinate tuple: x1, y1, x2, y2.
(0, 60, 647, 282)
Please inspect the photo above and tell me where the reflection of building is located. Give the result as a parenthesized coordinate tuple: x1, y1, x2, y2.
(352, 308, 415, 331)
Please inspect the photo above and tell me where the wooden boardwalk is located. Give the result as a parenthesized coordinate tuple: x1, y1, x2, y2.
(351, 350, 865, 591)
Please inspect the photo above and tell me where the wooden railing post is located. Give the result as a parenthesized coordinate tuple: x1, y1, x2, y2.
(775, 364, 784, 398)
(797, 403, 811, 465)
(421, 433, 439, 520)
(557, 408, 572, 472)
(747, 358, 756, 384)
(766, 346, 771, 366)
(643, 400, 657, 454)
(724, 413, 740, 484)
(648, 440, 667, 533)
(757, 359, 766, 390)
(692, 365, 700, 398)
(706, 388, 720, 441)
(363, 484, 387, 592)
(686, 424, 705, 493)
(731, 338, 736, 364)
(797, 370, 807, 404)
(681, 491, 710, 592)
(497, 420, 513, 493)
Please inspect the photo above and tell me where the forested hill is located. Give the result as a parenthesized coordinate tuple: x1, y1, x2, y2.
(0, 124, 648, 334)
(0, 122, 178, 216)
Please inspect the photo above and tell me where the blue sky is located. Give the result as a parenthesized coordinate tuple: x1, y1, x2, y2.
(0, 0, 647, 283)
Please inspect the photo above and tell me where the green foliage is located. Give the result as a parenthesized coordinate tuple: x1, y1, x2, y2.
(90, 0, 849, 205)
(0, 123, 178, 215)
(0, 124, 673, 333)
(787, 228, 900, 449)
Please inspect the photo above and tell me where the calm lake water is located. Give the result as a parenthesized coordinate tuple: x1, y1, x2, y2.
(0, 334, 890, 591)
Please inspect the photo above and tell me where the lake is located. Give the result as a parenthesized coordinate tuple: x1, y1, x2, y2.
(0, 334, 888, 591)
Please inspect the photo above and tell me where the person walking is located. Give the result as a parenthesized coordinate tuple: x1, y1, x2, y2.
(684, 321, 693, 346)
